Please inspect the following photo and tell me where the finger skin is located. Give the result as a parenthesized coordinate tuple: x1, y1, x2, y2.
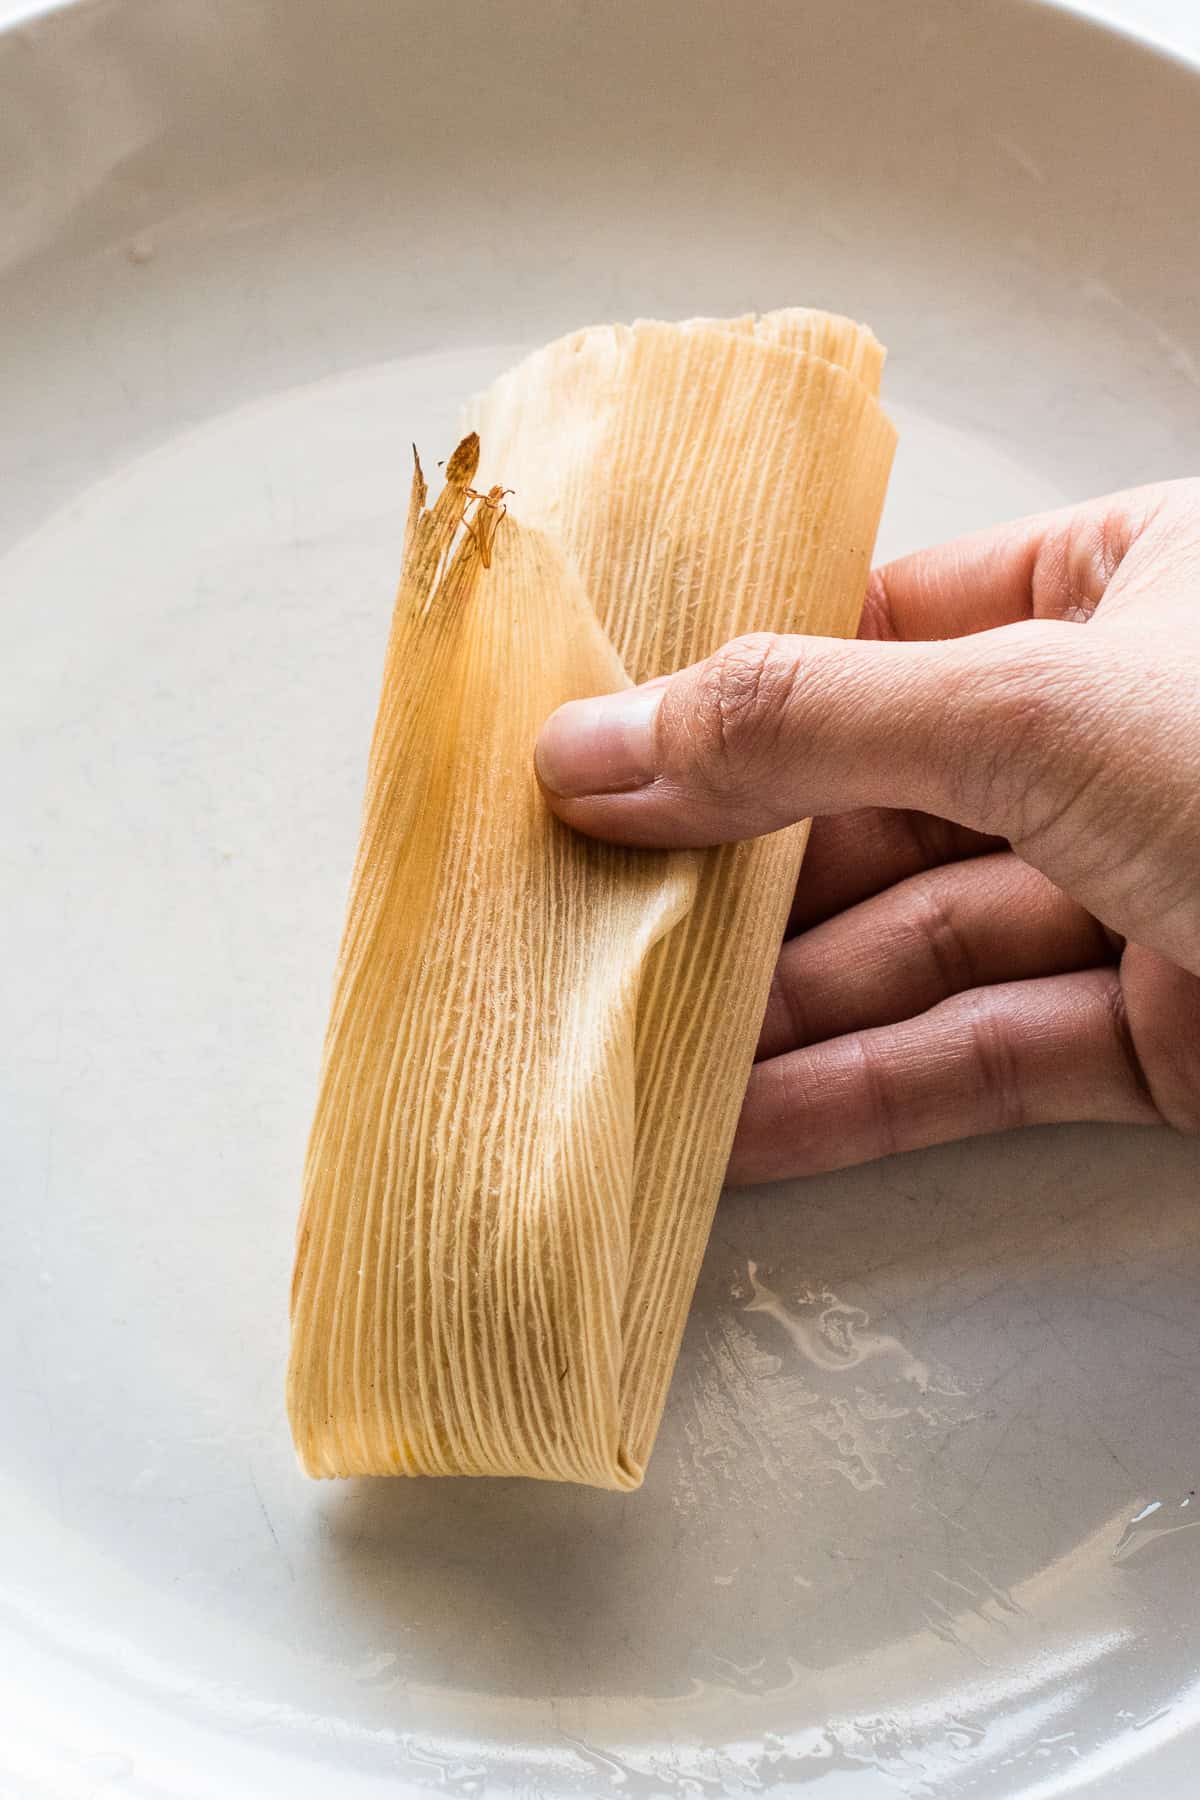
(786, 809, 1003, 935)
(1119, 945, 1200, 1135)
(541, 613, 1200, 975)
(760, 853, 1114, 1060)
(539, 482, 1187, 843)
(860, 483, 1173, 641)
(536, 482, 1200, 975)
(540, 622, 1068, 846)
(729, 969, 1161, 1186)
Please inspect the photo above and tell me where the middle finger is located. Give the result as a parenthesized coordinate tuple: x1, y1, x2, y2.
(763, 851, 1115, 1059)
(789, 807, 1004, 935)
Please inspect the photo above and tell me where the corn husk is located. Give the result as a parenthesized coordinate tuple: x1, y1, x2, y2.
(288, 311, 896, 1486)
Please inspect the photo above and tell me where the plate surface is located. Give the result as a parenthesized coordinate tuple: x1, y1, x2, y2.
(3, 2, 1200, 1795)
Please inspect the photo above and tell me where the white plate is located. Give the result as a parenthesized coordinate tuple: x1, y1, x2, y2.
(3, 1, 1200, 1794)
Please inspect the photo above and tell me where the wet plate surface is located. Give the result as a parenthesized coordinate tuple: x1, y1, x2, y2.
(2, 1, 1199, 1794)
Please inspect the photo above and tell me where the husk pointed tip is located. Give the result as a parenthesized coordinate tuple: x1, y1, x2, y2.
(446, 431, 481, 487)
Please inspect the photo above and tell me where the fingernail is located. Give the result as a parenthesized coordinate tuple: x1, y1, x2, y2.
(535, 684, 664, 798)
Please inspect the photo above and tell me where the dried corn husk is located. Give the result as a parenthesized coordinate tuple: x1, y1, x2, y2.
(289, 311, 896, 1486)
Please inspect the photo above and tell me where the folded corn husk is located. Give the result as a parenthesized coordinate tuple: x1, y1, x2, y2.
(288, 311, 896, 1486)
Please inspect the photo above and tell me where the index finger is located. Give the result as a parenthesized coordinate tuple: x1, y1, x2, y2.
(860, 485, 1168, 643)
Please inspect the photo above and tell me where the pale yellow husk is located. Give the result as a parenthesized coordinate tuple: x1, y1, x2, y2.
(288, 311, 896, 1486)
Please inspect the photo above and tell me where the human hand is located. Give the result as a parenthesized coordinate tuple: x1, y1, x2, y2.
(535, 483, 1200, 1183)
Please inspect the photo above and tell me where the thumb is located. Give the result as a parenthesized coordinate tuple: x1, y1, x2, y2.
(535, 623, 1076, 848)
